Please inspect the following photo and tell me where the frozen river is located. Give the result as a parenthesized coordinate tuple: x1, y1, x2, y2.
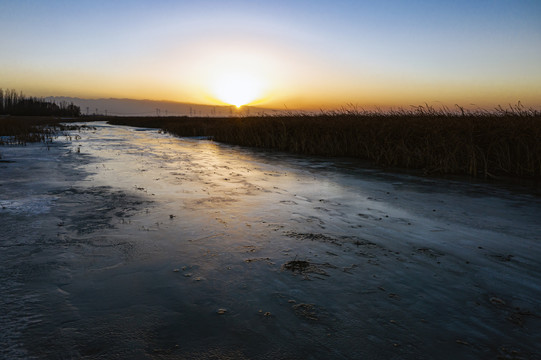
(1, 122, 540, 359)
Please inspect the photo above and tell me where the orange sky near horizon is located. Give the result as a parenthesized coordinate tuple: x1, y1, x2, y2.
(1, 1, 540, 111)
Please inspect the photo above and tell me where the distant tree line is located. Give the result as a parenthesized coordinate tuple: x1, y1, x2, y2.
(0, 88, 80, 117)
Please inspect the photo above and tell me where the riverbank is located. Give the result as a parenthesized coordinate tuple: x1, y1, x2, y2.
(2, 109, 540, 181)
(106, 107, 541, 180)
(0, 115, 85, 145)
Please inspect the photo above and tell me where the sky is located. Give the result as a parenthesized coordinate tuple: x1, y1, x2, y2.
(1, 0, 540, 110)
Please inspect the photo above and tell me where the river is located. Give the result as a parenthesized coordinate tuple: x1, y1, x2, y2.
(1, 122, 540, 359)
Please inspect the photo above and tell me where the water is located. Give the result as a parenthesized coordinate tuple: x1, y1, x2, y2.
(1, 122, 540, 359)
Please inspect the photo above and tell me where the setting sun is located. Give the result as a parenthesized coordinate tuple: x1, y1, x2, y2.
(210, 72, 264, 107)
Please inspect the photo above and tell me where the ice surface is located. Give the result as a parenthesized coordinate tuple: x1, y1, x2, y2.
(1, 122, 540, 359)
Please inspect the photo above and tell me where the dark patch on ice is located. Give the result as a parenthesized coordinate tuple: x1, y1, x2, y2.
(497, 346, 534, 360)
(50, 186, 151, 235)
(282, 258, 337, 279)
(244, 257, 274, 265)
(352, 239, 382, 249)
(292, 303, 320, 321)
(488, 253, 514, 262)
(282, 259, 310, 272)
(357, 213, 382, 220)
(506, 309, 540, 327)
(285, 232, 343, 246)
(416, 248, 445, 259)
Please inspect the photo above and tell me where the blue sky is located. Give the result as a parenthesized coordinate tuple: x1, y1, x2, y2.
(1, 0, 540, 109)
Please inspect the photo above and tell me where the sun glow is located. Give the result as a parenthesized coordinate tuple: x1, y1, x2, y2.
(211, 72, 264, 107)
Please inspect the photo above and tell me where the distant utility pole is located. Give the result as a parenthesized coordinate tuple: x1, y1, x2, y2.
(156, 108, 161, 116)
(86, 107, 89, 115)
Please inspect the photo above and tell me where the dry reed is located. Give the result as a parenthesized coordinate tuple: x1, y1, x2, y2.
(0, 116, 81, 145)
(107, 104, 541, 180)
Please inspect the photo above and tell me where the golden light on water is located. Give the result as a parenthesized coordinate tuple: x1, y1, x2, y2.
(210, 72, 264, 107)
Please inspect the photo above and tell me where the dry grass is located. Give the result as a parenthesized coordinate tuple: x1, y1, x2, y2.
(0, 116, 81, 145)
(107, 104, 541, 180)
(5, 106, 538, 179)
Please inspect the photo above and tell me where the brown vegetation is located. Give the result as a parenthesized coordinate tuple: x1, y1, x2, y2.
(0, 116, 81, 145)
(107, 104, 541, 180)
(2, 103, 539, 180)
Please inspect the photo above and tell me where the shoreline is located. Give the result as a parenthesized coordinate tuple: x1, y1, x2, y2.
(2, 113, 540, 184)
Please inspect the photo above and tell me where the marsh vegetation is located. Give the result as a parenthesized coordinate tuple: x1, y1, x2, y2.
(0, 116, 89, 146)
(107, 104, 541, 180)
(0, 88, 82, 148)
(2, 101, 540, 181)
